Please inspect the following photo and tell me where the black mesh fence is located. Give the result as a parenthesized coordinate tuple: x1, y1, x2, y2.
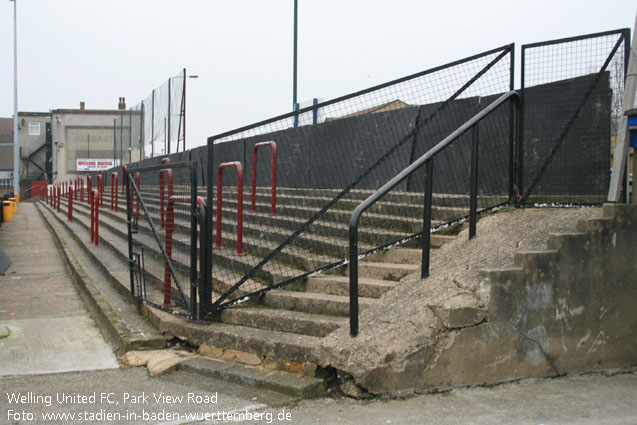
(520, 29, 629, 204)
(127, 162, 197, 316)
(205, 45, 515, 312)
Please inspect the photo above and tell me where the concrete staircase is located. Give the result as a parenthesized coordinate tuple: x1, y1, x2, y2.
(40, 184, 460, 397)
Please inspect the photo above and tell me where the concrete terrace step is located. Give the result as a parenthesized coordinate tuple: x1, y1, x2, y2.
(261, 291, 376, 316)
(148, 306, 325, 364)
(303, 275, 396, 299)
(178, 357, 325, 398)
(36, 203, 168, 353)
(220, 307, 346, 337)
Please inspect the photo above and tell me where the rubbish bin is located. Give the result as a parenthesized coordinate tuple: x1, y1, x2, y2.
(2, 201, 13, 222)
(8, 197, 17, 214)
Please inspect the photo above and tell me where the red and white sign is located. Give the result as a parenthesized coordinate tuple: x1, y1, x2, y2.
(76, 158, 120, 172)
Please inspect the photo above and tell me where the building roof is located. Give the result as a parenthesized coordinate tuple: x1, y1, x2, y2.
(51, 108, 124, 116)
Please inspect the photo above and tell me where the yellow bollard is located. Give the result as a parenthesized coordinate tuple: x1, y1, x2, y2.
(8, 198, 17, 214)
(2, 201, 13, 222)
(14, 194, 19, 203)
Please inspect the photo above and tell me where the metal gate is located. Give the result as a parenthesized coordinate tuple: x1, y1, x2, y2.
(126, 161, 207, 319)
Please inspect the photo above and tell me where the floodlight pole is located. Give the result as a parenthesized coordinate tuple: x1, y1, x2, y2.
(11, 0, 19, 195)
(293, 0, 298, 109)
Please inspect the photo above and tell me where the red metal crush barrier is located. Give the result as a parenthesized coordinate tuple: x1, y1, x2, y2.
(251, 141, 277, 215)
(111, 172, 118, 212)
(87, 176, 92, 205)
(216, 161, 244, 255)
(163, 195, 205, 306)
(90, 189, 99, 246)
(56, 185, 61, 212)
(98, 171, 104, 208)
(68, 186, 73, 222)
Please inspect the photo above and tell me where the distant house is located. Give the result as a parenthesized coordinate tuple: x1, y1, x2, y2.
(325, 99, 410, 122)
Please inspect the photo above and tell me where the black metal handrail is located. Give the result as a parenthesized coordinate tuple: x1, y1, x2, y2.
(348, 90, 521, 337)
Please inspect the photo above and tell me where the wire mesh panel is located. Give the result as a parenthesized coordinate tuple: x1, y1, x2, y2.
(520, 29, 629, 204)
(205, 45, 514, 313)
(114, 70, 187, 163)
(127, 162, 197, 317)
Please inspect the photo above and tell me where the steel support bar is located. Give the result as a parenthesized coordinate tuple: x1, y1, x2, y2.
(216, 161, 244, 255)
(469, 123, 479, 239)
(421, 159, 433, 278)
(251, 141, 278, 215)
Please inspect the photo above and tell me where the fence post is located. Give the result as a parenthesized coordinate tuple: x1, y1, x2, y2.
(469, 123, 479, 239)
(135, 172, 140, 221)
(164, 196, 175, 306)
(121, 165, 127, 194)
(421, 159, 434, 279)
(216, 161, 244, 255)
(251, 141, 277, 215)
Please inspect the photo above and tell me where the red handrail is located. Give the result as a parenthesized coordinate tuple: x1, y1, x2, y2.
(251, 141, 277, 215)
(163, 195, 205, 306)
(216, 161, 244, 255)
(111, 173, 118, 212)
(56, 184, 61, 212)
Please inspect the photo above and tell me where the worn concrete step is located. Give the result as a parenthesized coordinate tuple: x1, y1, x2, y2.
(220, 307, 346, 337)
(179, 357, 325, 398)
(344, 261, 421, 281)
(148, 306, 324, 364)
(302, 275, 396, 299)
(261, 291, 375, 316)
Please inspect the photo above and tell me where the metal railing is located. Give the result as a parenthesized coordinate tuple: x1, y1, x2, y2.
(348, 90, 521, 336)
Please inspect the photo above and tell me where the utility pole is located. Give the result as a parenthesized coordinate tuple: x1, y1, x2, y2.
(293, 0, 298, 109)
(11, 0, 19, 195)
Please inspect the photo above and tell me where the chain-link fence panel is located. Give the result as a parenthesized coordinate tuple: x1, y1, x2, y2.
(520, 29, 629, 204)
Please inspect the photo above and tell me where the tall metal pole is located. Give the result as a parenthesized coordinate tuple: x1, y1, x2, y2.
(292, 0, 298, 109)
(12, 0, 20, 195)
(182, 68, 186, 152)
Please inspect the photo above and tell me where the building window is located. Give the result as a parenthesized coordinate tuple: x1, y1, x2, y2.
(28, 122, 41, 136)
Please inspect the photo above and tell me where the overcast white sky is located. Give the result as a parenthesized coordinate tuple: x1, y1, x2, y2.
(1, 0, 635, 150)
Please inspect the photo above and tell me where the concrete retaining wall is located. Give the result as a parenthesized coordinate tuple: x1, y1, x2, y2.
(322, 204, 636, 396)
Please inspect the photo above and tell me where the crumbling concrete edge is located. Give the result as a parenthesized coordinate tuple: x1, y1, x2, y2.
(324, 204, 637, 397)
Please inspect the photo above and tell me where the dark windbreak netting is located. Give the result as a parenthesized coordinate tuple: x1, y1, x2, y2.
(205, 45, 515, 311)
(126, 163, 196, 315)
(520, 29, 628, 204)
